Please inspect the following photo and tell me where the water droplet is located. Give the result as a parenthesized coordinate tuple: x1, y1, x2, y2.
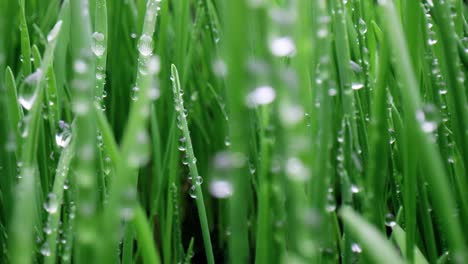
(350, 60, 362, 73)
(178, 145, 186, 152)
(280, 104, 304, 125)
(74, 60, 88, 74)
(213, 151, 245, 169)
(326, 193, 336, 212)
(147, 55, 161, 74)
(189, 185, 197, 198)
(120, 207, 134, 221)
(127, 130, 150, 168)
(72, 99, 90, 115)
(286, 157, 310, 181)
(195, 176, 203, 185)
(138, 34, 153, 57)
(269, 36, 296, 57)
(131, 86, 139, 101)
(246, 85, 276, 107)
(44, 193, 59, 214)
(182, 155, 189, 165)
(358, 18, 367, 34)
(209, 179, 233, 198)
(147, 86, 160, 100)
(385, 213, 396, 227)
(351, 83, 364, 90)
(328, 88, 337, 96)
(212, 59, 227, 77)
(249, 163, 256, 175)
(350, 184, 360, 194)
(47, 20, 63, 43)
(317, 28, 328, 38)
(428, 38, 437, 46)
(224, 136, 231, 147)
(55, 121, 72, 148)
(19, 69, 43, 110)
(351, 243, 362, 253)
(18, 118, 29, 138)
(91, 32, 105, 57)
(40, 242, 51, 256)
(416, 104, 440, 133)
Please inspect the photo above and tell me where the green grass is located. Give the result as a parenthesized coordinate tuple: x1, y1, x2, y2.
(0, 0, 467, 263)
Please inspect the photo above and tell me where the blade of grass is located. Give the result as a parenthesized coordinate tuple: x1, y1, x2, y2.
(171, 64, 214, 264)
(340, 207, 404, 264)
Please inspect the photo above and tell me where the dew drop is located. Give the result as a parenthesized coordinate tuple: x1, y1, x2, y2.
(147, 55, 161, 74)
(19, 69, 43, 110)
(350, 60, 362, 73)
(195, 176, 203, 185)
(351, 243, 362, 253)
(189, 185, 197, 198)
(416, 104, 440, 133)
(40, 242, 51, 257)
(44, 193, 59, 214)
(147, 86, 160, 100)
(209, 179, 233, 198)
(18, 118, 29, 138)
(351, 83, 364, 90)
(73, 60, 88, 74)
(269, 36, 296, 57)
(350, 184, 360, 194)
(91, 32, 106, 57)
(212, 59, 227, 77)
(428, 38, 437, 46)
(55, 121, 72, 148)
(127, 130, 150, 168)
(138, 34, 153, 57)
(385, 213, 396, 227)
(246, 85, 276, 107)
(131, 86, 139, 101)
(224, 136, 231, 147)
(358, 18, 367, 34)
(286, 157, 310, 182)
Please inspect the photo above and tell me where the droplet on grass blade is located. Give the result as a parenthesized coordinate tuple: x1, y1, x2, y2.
(416, 104, 440, 133)
(18, 118, 29, 138)
(280, 103, 304, 126)
(55, 120, 72, 148)
(212, 59, 227, 77)
(127, 130, 151, 168)
(209, 179, 233, 198)
(19, 69, 43, 110)
(131, 86, 139, 101)
(195, 176, 203, 185)
(286, 157, 310, 182)
(350, 184, 360, 194)
(349, 60, 362, 73)
(385, 213, 396, 227)
(40, 242, 51, 257)
(246, 85, 276, 108)
(138, 34, 153, 57)
(269, 36, 296, 57)
(358, 18, 367, 34)
(189, 185, 197, 198)
(351, 243, 362, 253)
(44, 193, 59, 214)
(351, 83, 364, 90)
(91, 32, 105, 57)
